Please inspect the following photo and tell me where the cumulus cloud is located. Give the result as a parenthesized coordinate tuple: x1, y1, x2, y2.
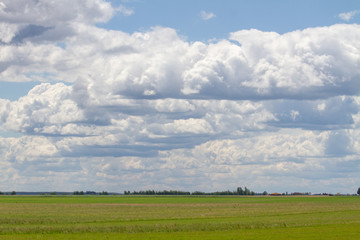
(267, 96, 359, 130)
(0, 83, 83, 134)
(2, 21, 360, 99)
(0, 0, 113, 25)
(0, 0, 113, 43)
(0, 0, 360, 193)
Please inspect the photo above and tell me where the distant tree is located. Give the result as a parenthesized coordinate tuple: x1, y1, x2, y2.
(244, 187, 251, 195)
(237, 187, 244, 195)
(73, 191, 85, 195)
(357, 187, 360, 195)
(11, 191, 16, 195)
(262, 191, 268, 195)
(192, 191, 206, 195)
(86, 191, 96, 195)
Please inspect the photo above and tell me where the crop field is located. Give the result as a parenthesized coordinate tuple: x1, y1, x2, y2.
(0, 195, 359, 239)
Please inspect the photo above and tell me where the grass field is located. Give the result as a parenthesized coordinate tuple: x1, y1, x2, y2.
(0, 195, 359, 239)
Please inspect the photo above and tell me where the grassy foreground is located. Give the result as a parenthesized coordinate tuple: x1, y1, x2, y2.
(0, 195, 359, 239)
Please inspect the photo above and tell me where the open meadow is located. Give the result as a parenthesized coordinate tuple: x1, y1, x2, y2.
(0, 195, 359, 239)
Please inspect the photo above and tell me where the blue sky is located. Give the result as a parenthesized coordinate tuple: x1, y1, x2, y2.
(102, 0, 360, 40)
(0, 0, 360, 194)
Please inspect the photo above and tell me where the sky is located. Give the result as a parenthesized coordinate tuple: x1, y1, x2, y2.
(0, 0, 360, 194)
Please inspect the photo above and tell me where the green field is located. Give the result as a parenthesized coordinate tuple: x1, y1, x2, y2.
(0, 195, 359, 239)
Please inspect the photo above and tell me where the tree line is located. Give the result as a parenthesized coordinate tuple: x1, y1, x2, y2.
(73, 191, 109, 195)
(0, 191, 16, 195)
(124, 187, 264, 196)
(1, 187, 359, 196)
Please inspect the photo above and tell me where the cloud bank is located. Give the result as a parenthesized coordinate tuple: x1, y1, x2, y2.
(0, 0, 359, 193)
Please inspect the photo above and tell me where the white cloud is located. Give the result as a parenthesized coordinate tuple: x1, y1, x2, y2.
(339, 10, 359, 21)
(0, 83, 84, 134)
(200, 10, 216, 20)
(0, 0, 114, 44)
(0, 0, 360, 193)
(0, 0, 113, 25)
(116, 5, 134, 16)
(2, 23, 360, 100)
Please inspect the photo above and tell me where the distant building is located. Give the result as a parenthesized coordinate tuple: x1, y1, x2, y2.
(269, 192, 282, 196)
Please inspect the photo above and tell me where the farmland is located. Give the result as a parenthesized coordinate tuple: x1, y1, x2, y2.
(0, 195, 359, 239)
